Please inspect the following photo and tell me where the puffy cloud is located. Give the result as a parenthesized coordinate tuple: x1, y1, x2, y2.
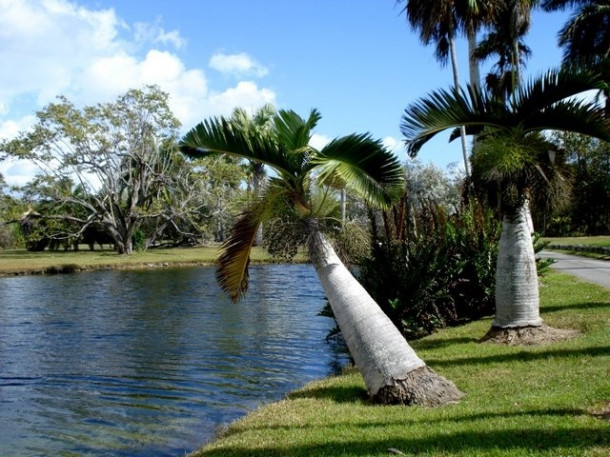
(207, 81, 276, 118)
(0, 0, 124, 108)
(309, 133, 331, 150)
(383, 136, 403, 155)
(0, 0, 275, 127)
(0, 116, 36, 140)
(0, 158, 40, 187)
(133, 20, 185, 49)
(0, 0, 277, 185)
(209, 52, 269, 78)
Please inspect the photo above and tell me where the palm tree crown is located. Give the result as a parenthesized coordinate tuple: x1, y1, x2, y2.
(401, 67, 609, 160)
(180, 109, 403, 301)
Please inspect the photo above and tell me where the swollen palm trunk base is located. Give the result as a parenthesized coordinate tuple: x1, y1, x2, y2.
(482, 324, 579, 346)
(493, 202, 542, 328)
(310, 229, 463, 406)
(374, 366, 464, 406)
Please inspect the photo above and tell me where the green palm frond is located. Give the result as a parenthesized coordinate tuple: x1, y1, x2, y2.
(473, 134, 539, 182)
(522, 98, 610, 141)
(216, 208, 260, 302)
(401, 85, 506, 156)
(402, 67, 610, 157)
(513, 67, 607, 117)
(273, 109, 320, 156)
(216, 188, 289, 302)
(179, 117, 295, 178)
(314, 133, 404, 209)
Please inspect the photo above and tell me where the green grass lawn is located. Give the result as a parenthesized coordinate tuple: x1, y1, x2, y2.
(0, 245, 296, 276)
(542, 236, 610, 260)
(544, 236, 610, 247)
(191, 271, 610, 457)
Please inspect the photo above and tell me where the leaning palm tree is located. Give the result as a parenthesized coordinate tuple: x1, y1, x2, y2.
(181, 108, 463, 405)
(401, 68, 610, 342)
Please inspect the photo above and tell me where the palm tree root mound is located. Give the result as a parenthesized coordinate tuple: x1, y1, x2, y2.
(481, 324, 579, 345)
(372, 366, 464, 406)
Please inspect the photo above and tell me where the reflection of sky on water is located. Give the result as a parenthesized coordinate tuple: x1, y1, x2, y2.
(0, 264, 348, 456)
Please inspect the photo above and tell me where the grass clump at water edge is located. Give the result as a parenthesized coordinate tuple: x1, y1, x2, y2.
(189, 271, 610, 457)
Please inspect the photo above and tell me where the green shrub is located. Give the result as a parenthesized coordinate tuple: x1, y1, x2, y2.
(359, 198, 501, 339)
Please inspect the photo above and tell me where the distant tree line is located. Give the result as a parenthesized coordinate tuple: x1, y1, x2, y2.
(0, 86, 247, 253)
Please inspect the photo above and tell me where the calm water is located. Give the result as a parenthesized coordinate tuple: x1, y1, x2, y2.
(0, 264, 348, 456)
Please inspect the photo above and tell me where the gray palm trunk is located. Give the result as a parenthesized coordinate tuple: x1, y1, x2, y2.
(448, 29, 471, 178)
(468, 31, 481, 91)
(340, 188, 346, 228)
(493, 199, 542, 328)
(308, 224, 463, 405)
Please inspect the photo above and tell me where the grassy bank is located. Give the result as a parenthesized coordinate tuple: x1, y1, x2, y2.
(190, 271, 610, 457)
(543, 236, 610, 247)
(0, 245, 292, 276)
(543, 236, 610, 260)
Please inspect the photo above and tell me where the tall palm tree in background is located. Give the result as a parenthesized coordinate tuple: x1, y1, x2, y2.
(543, 0, 610, 63)
(402, 0, 471, 176)
(401, 68, 609, 342)
(475, 0, 537, 98)
(462, 1, 500, 91)
(401, 1, 499, 175)
(543, 0, 610, 113)
(181, 109, 463, 405)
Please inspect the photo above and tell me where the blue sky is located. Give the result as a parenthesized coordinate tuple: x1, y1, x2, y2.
(0, 0, 571, 186)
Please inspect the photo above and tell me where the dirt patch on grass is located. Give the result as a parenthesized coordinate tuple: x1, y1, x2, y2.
(481, 324, 580, 345)
(590, 402, 610, 421)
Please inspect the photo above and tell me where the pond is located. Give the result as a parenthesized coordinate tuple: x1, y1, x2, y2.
(0, 264, 349, 456)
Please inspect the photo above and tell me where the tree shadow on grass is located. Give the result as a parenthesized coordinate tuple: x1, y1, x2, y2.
(227, 407, 589, 435)
(200, 424, 609, 457)
(542, 301, 610, 313)
(411, 336, 480, 351)
(288, 384, 369, 403)
(426, 345, 610, 368)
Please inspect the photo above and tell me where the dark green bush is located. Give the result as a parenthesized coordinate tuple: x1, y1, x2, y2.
(358, 198, 500, 339)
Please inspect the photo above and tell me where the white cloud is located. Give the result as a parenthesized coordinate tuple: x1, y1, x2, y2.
(209, 52, 269, 78)
(0, 116, 36, 141)
(133, 20, 185, 49)
(0, 0, 124, 108)
(0, 158, 40, 187)
(207, 81, 276, 118)
(0, 0, 277, 185)
(309, 133, 331, 150)
(383, 136, 403, 155)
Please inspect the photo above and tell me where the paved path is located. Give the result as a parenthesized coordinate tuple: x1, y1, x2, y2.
(539, 250, 610, 289)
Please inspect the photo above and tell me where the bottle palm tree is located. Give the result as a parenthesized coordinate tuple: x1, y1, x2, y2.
(401, 68, 609, 341)
(180, 108, 463, 405)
